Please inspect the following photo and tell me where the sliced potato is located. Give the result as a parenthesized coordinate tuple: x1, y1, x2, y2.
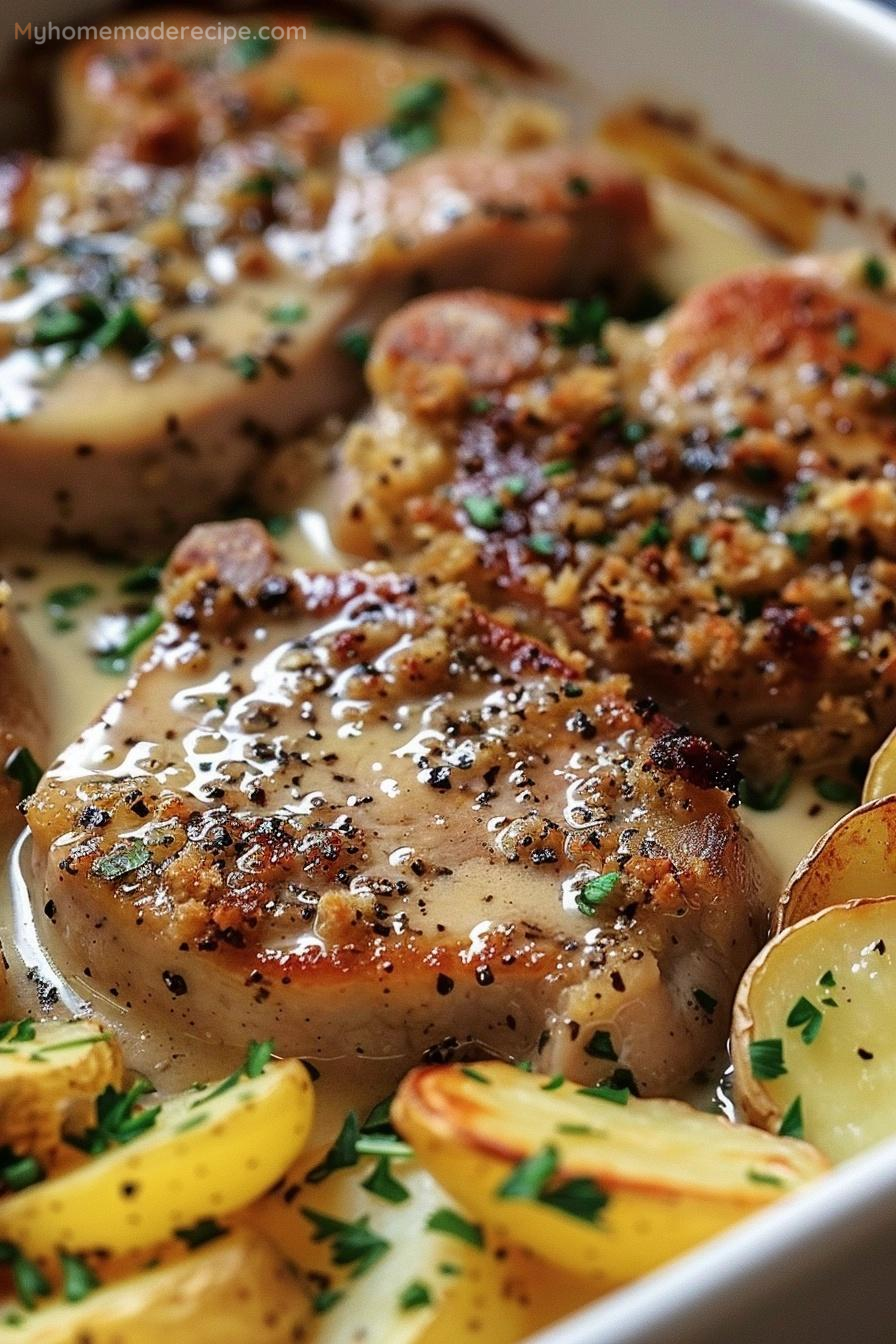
(864, 725, 896, 802)
(0, 1229, 310, 1342)
(0, 1057, 312, 1257)
(776, 796, 896, 930)
(0, 1019, 122, 1164)
(392, 1063, 827, 1283)
(734, 896, 896, 1161)
(245, 1140, 595, 1343)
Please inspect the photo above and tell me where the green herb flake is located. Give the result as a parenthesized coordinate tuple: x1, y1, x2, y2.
(863, 255, 888, 291)
(778, 1095, 804, 1140)
(786, 996, 824, 1045)
(528, 532, 556, 557)
(68, 1078, 159, 1155)
(301, 1210, 391, 1278)
(0, 1244, 51, 1310)
(639, 517, 670, 548)
(584, 1030, 617, 1062)
(577, 1084, 629, 1105)
(0, 1020, 35, 1044)
(549, 296, 609, 350)
(542, 459, 574, 478)
(747, 1169, 785, 1188)
(399, 1280, 432, 1311)
(624, 421, 649, 444)
(312, 1287, 344, 1314)
(392, 78, 447, 124)
(233, 30, 278, 67)
(227, 353, 261, 381)
(338, 328, 372, 364)
(361, 1155, 409, 1204)
(119, 562, 163, 595)
(742, 502, 772, 532)
(4, 747, 43, 802)
(463, 496, 504, 531)
(813, 776, 860, 805)
(748, 1038, 787, 1080)
(96, 606, 164, 675)
(738, 773, 792, 812)
(0, 1155, 43, 1193)
(502, 474, 528, 497)
(461, 1067, 490, 1085)
(498, 1144, 557, 1201)
(91, 839, 151, 882)
(540, 1075, 564, 1092)
(93, 305, 153, 358)
(426, 1208, 484, 1248)
(307, 1111, 360, 1183)
(267, 302, 309, 325)
(576, 871, 621, 915)
(785, 531, 812, 558)
(725, 423, 746, 440)
(688, 534, 710, 563)
(566, 175, 591, 197)
(836, 322, 858, 349)
(468, 395, 493, 415)
(819, 969, 837, 988)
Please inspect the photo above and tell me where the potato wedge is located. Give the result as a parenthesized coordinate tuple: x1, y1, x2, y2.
(0, 1019, 122, 1165)
(733, 896, 896, 1161)
(244, 1136, 596, 1342)
(864, 725, 896, 802)
(0, 1054, 312, 1257)
(776, 796, 896, 931)
(0, 1229, 310, 1342)
(392, 1063, 827, 1283)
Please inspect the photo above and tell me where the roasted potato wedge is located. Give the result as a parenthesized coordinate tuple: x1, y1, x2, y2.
(864, 726, 896, 802)
(733, 896, 896, 1161)
(0, 1229, 310, 1342)
(0, 1019, 122, 1165)
(0, 1054, 312, 1257)
(776, 796, 896, 931)
(392, 1063, 826, 1283)
(244, 1133, 596, 1342)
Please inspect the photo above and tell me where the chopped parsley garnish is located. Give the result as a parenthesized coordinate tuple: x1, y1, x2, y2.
(836, 322, 858, 349)
(540, 1075, 564, 1091)
(392, 78, 447, 124)
(778, 1095, 804, 1140)
(584, 1030, 617, 1062)
(301, 1210, 391, 1278)
(426, 1208, 483, 1247)
(0, 1154, 42, 1193)
(32, 296, 152, 359)
(566, 175, 591, 197)
(747, 1169, 784, 1187)
(576, 871, 621, 915)
(498, 1144, 609, 1225)
(469, 395, 493, 415)
(0, 1020, 35, 1044)
(688, 534, 710, 563)
(577, 1084, 629, 1105)
(742, 502, 772, 532)
(748, 1038, 787, 1080)
(4, 746, 43, 801)
(738, 772, 791, 812)
(461, 1067, 490, 1084)
(786, 996, 824, 1045)
(338, 328, 372, 364)
(312, 1288, 344, 1314)
(384, 79, 447, 163)
(119, 562, 163, 595)
(639, 517, 670, 548)
(267, 302, 309, 325)
(528, 532, 556, 557)
(725, 423, 746, 440)
(549, 296, 609, 350)
(0, 1243, 50, 1310)
(68, 1077, 159, 1155)
(233, 30, 278, 67)
(399, 1280, 432, 1310)
(785, 531, 812, 558)
(463, 496, 504, 531)
(45, 583, 96, 632)
(227, 353, 261, 381)
(819, 969, 837, 988)
(175, 1218, 227, 1249)
(60, 1251, 98, 1303)
(96, 606, 164, 675)
(813, 775, 860, 805)
(189, 1038, 274, 1110)
(361, 1155, 409, 1204)
(91, 839, 151, 882)
(694, 988, 717, 1017)
(307, 1112, 360, 1184)
(93, 305, 153, 357)
(542, 459, 574, 478)
(863, 255, 888, 290)
(624, 421, 649, 444)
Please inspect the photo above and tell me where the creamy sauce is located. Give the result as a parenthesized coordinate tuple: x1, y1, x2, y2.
(0, 184, 852, 1122)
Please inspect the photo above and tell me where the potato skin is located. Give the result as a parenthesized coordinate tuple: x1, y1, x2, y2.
(776, 796, 896, 931)
(0, 1229, 310, 1343)
(0, 1059, 313, 1258)
(393, 1062, 826, 1283)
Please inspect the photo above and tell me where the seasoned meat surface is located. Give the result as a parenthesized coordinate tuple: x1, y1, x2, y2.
(0, 130, 649, 553)
(337, 258, 896, 780)
(26, 521, 769, 1094)
(0, 583, 48, 831)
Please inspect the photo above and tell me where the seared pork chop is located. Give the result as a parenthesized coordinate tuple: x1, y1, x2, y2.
(0, 583, 48, 831)
(0, 134, 650, 553)
(337, 257, 896, 780)
(26, 521, 769, 1094)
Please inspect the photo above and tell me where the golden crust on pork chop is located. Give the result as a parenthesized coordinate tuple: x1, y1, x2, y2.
(337, 258, 896, 781)
(25, 520, 768, 1094)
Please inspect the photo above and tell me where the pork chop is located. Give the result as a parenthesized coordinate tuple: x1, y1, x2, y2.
(0, 131, 650, 553)
(336, 257, 896, 780)
(25, 520, 769, 1095)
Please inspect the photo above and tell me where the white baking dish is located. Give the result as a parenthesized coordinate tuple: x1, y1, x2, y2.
(7, 0, 896, 1338)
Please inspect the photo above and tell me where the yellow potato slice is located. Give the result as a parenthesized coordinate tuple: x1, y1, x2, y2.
(776, 796, 896, 931)
(733, 896, 896, 1161)
(0, 1053, 312, 1257)
(864, 725, 896, 802)
(244, 1133, 595, 1342)
(0, 1019, 122, 1165)
(392, 1063, 827, 1283)
(0, 1229, 310, 1342)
